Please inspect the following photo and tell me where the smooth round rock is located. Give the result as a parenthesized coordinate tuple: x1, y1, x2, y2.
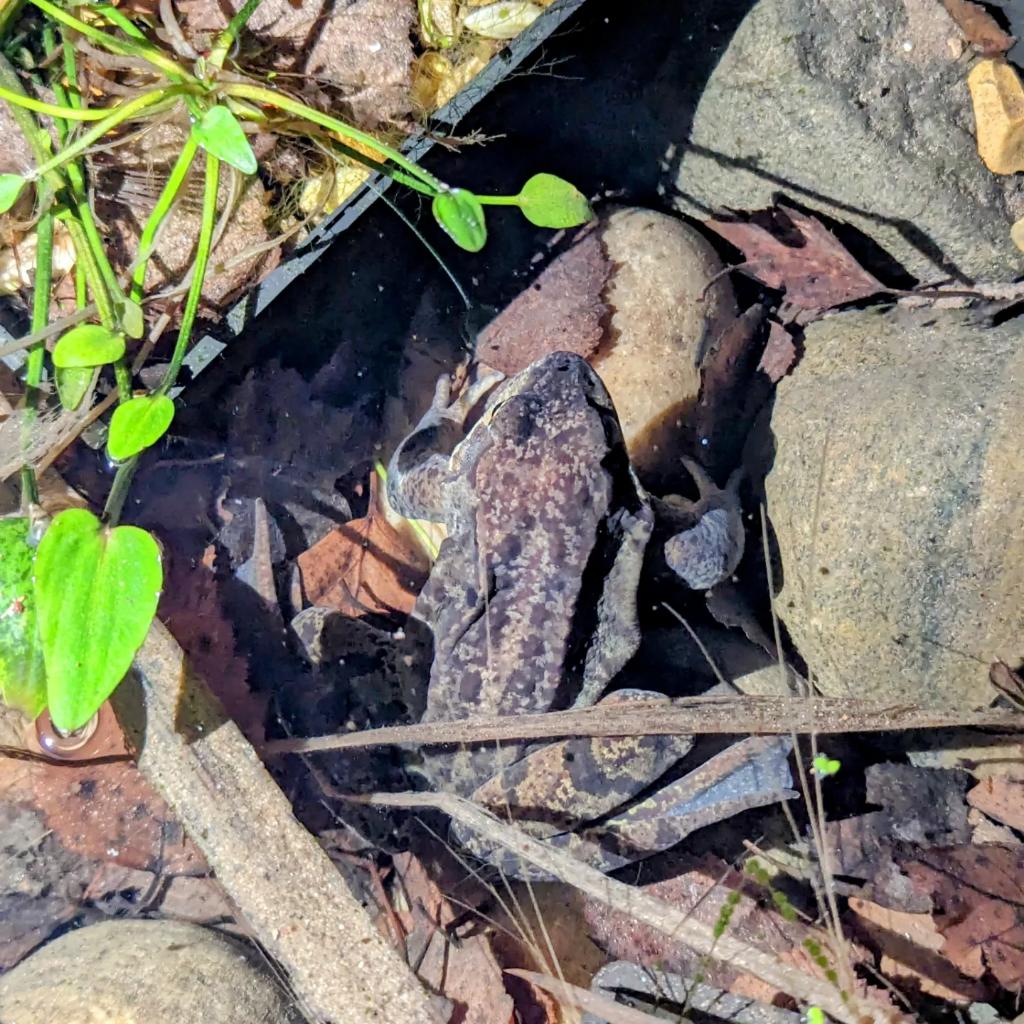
(591, 207, 735, 481)
(764, 307, 1023, 708)
(0, 919, 299, 1024)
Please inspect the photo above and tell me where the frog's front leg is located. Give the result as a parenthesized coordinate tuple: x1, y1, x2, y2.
(386, 370, 503, 522)
(661, 457, 745, 590)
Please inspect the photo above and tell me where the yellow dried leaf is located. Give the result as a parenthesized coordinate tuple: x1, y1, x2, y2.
(967, 58, 1024, 174)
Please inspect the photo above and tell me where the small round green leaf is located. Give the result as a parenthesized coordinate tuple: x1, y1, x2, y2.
(192, 105, 258, 175)
(0, 173, 26, 215)
(432, 189, 487, 252)
(107, 394, 175, 462)
(0, 518, 47, 720)
(516, 173, 593, 228)
(118, 298, 145, 340)
(35, 508, 162, 733)
(55, 366, 97, 411)
(52, 324, 125, 369)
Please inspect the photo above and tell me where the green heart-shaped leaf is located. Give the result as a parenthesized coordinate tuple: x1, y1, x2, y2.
(192, 105, 257, 175)
(52, 324, 125, 368)
(55, 365, 97, 411)
(35, 508, 162, 732)
(0, 173, 26, 214)
(0, 518, 47, 720)
(107, 394, 175, 462)
(516, 173, 592, 228)
(432, 189, 487, 252)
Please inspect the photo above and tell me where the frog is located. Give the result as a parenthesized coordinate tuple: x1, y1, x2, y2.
(386, 351, 750, 876)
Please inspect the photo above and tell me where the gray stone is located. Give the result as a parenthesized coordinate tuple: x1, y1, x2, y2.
(763, 306, 1024, 708)
(0, 919, 301, 1024)
(670, 0, 1024, 283)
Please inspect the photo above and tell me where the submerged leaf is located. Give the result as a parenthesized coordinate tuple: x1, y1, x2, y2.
(432, 188, 487, 251)
(192, 105, 257, 175)
(52, 324, 125, 368)
(0, 518, 47, 720)
(107, 394, 175, 462)
(55, 366, 96, 412)
(516, 173, 593, 228)
(35, 508, 162, 732)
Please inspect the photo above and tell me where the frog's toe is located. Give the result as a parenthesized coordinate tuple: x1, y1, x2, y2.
(665, 507, 744, 589)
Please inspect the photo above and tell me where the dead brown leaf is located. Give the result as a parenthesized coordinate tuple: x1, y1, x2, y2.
(476, 228, 610, 375)
(0, 704, 205, 874)
(296, 475, 429, 618)
(390, 852, 516, 1024)
(706, 207, 886, 313)
(903, 845, 1024, 992)
(582, 853, 858, 1006)
(848, 897, 986, 1002)
(967, 777, 1024, 832)
(943, 0, 1015, 55)
(758, 320, 798, 382)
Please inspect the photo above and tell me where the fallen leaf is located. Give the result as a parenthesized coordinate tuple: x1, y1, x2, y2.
(943, 0, 1015, 55)
(296, 474, 429, 619)
(390, 852, 516, 1024)
(903, 845, 1024, 992)
(476, 228, 610, 375)
(706, 207, 886, 313)
(848, 897, 987, 1002)
(990, 659, 1024, 705)
(967, 777, 1024, 831)
(160, 546, 261, 744)
(0, 703, 205, 874)
(758, 320, 798, 382)
(582, 853, 862, 1005)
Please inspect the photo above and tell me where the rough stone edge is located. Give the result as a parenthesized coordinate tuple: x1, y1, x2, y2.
(112, 620, 443, 1024)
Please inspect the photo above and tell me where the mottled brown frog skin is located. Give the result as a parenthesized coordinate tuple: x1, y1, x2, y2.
(386, 352, 722, 873)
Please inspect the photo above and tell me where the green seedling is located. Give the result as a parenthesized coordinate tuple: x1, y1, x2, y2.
(812, 754, 841, 778)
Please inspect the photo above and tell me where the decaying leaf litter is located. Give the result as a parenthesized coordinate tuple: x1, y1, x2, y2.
(2, 2, 1024, 1024)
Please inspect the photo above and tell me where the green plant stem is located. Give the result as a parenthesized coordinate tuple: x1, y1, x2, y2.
(90, 3, 148, 41)
(101, 458, 138, 526)
(19, 211, 54, 511)
(130, 136, 199, 303)
(113, 359, 131, 402)
(60, 214, 116, 328)
(27, 86, 189, 183)
(208, 0, 263, 70)
(222, 82, 444, 193)
(0, 84, 113, 120)
(475, 194, 521, 207)
(158, 151, 219, 393)
(29, 0, 197, 85)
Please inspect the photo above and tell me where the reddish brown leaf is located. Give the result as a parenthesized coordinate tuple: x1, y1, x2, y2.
(903, 845, 1024, 992)
(967, 777, 1024, 831)
(296, 474, 429, 619)
(943, 0, 1015, 55)
(706, 207, 885, 313)
(476, 229, 610, 375)
(848, 897, 987, 1002)
(390, 852, 516, 1024)
(1, 704, 205, 874)
(758, 321, 798, 382)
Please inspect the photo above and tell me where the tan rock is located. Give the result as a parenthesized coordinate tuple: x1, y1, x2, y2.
(0, 919, 299, 1024)
(968, 58, 1024, 174)
(764, 307, 1024, 708)
(591, 207, 735, 481)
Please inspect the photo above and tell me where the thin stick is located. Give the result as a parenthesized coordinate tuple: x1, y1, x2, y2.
(261, 696, 1021, 756)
